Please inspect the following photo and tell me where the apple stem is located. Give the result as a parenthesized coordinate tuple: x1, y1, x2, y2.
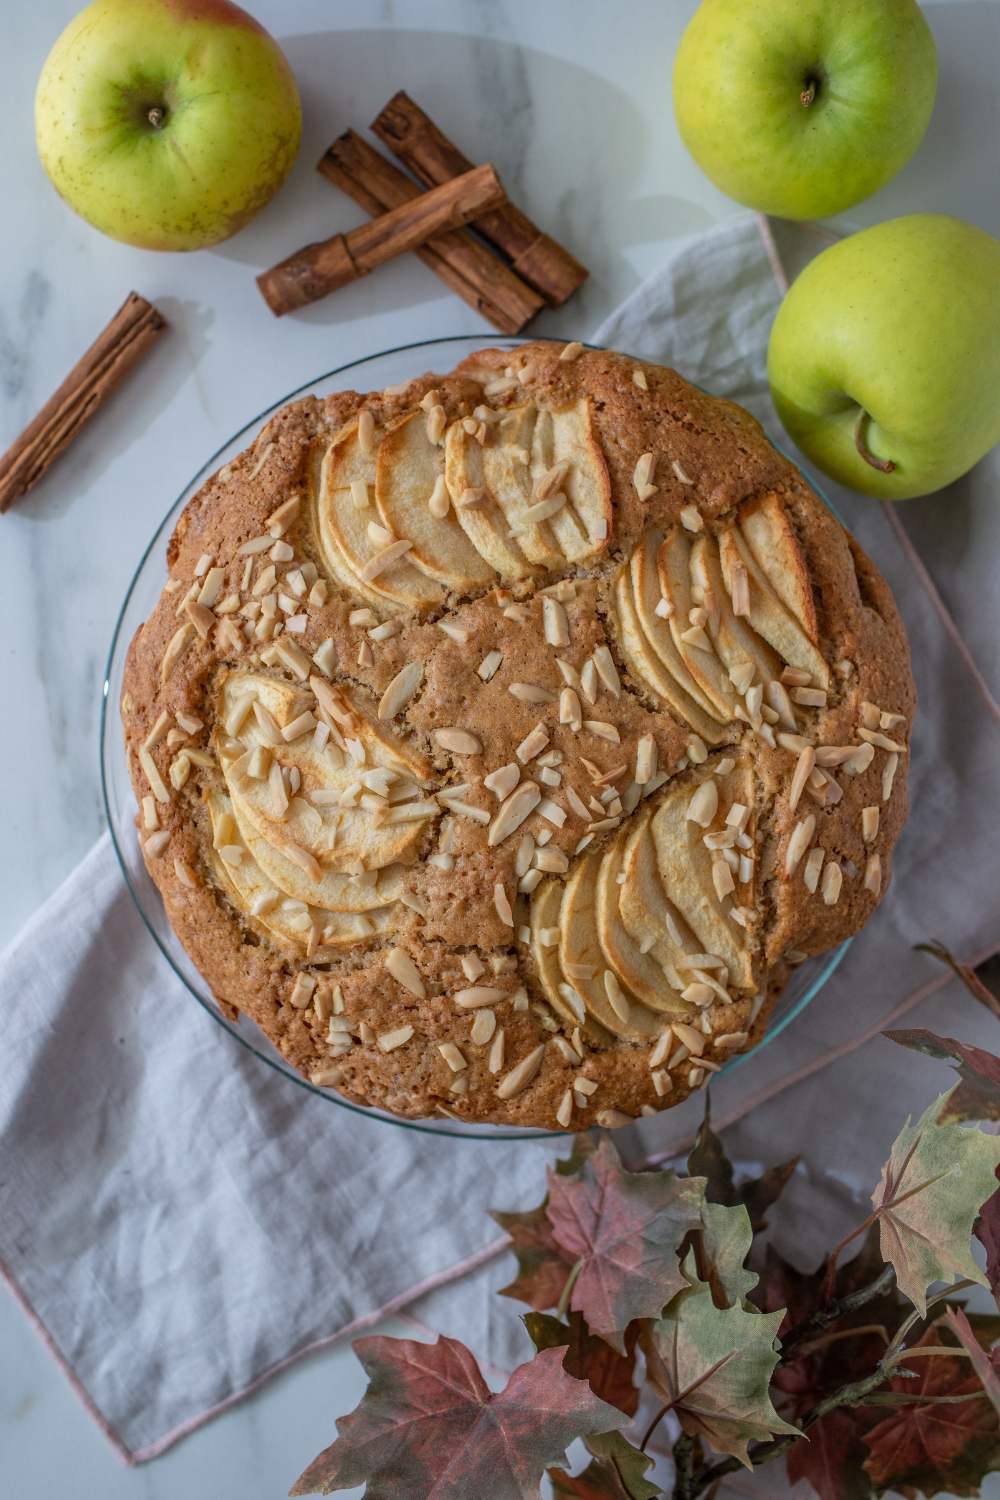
(854, 409, 896, 473)
(147, 107, 166, 130)
(800, 80, 817, 107)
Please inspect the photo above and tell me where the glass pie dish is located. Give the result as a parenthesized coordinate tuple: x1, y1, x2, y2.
(100, 334, 851, 1140)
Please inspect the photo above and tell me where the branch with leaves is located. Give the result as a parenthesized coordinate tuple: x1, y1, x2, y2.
(290, 952, 1000, 1500)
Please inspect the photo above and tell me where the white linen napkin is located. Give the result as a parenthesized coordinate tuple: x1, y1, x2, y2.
(2, 215, 998, 1469)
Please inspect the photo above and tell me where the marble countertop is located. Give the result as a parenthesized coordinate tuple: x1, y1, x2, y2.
(3, 1, 998, 1494)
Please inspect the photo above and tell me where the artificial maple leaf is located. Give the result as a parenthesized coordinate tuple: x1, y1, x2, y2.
(493, 1135, 597, 1312)
(862, 1317, 1000, 1498)
(289, 1335, 628, 1499)
(687, 1098, 798, 1232)
(524, 1311, 640, 1416)
(786, 1405, 875, 1500)
(944, 1306, 1000, 1418)
(545, 1137, 706, 1352)
(976, 1171, 1000, 1307)
(914, 940, 1000, 1022)
(757, 1230, 909, 1500)
(872, 1088, 1000, 1314)
(548, 1432, 661, 1499)
(885, 1029, 1000, 1122)
(690, 1199, 758, 1309)
(645, 1257, 800, 1466)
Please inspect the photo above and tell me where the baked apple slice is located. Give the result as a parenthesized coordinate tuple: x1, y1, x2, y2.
(618, 803, 703, 976)
(205, 789, 395, 951)
(718, 525, 829, 688)
(444, 418, 535, 579)
(611, 561, 722, 744)
(594, 842, 688, 1015)
(649, 767, 755, 991)
(529, 400, 612, 563)
(529, 877, 602, 1034)
(560, 850, 662, 1040)
(739, 493, 819, 643)
(375, 410, 495, 592)
(657, 527, 739, 719)
(317, 418, 446, 611)
(689, 535, 781, 687)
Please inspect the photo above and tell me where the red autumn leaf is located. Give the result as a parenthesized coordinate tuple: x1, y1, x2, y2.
(493, 1136, 596, 1312)
(914, 941, 1000, 1023)
(976, 1171, 1000, 1305)
(862, 1318, 1000, 1497)
(524, 1311, 640, 1416)
(289, 1335, 628, 1499)
(786, 1406, 874, 1500)
(885, 1030, 1000, 1122)
(545, 1138, 705, 1352)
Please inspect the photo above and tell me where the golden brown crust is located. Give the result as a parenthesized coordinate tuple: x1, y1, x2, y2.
(121, 342, 914, 1129)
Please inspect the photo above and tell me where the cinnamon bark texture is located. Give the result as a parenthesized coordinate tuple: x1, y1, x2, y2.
(372, 90, 588, 307)
(258, 162, 507, 317)
(0, 292, 166, 515)
(317, 132, 543, 334)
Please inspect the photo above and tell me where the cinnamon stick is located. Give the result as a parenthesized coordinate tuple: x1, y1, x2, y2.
(258, 162, 507, 317)
(0, 292, 166, 515)
(372, 91, 588, 307)
(317, 132, 543, 334)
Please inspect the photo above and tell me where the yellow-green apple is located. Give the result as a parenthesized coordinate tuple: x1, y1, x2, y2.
(673, 0, 937, 220)
(36, 0, 301, 251)
(768, 215, 1000, 500)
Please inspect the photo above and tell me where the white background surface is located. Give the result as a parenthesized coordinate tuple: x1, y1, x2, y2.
(2, 2, 998, 1495)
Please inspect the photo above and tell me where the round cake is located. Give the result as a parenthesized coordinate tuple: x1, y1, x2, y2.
(121, 341, 914, 1130)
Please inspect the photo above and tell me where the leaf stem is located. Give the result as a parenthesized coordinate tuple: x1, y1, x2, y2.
(781, 1264, 896, 1359)
(556, 1257, 583, 1320)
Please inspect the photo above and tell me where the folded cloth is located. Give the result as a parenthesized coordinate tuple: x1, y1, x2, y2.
(3, 215, 999, 1469)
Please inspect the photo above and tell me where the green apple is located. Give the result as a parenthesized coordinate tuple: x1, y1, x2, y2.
(673, 0, 937, 220)
(36, 0, 301, 251)
(768, 215, 1000, 500)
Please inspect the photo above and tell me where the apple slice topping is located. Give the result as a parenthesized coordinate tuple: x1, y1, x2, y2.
(657, 527, 740, 719)
(738, 493, 819, 644)
(650, 764, 755, 991)
(316, 416, 446, 611)
(445, 416, 535, 579)
(216, 671, 437, 897)
(594, 842, 689, 1015)
(529, 877, 610, 1039)
(718, 525, 829, 689)
(559, 850, 662, 1040)
(375, 410, 495, 592)
(205, 788, 397, 952)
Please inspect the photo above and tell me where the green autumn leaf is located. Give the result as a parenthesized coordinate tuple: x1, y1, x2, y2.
(646, 1255, 801, 1467)
(548, 1431, 661, 1499)
(873, 1088, 1000, 1315)
(693, 1199, 759, 1309)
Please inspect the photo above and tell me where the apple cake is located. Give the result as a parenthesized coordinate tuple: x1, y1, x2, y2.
(121, 340, 914, 1130)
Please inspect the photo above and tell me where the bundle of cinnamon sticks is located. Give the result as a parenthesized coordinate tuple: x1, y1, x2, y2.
(258, 90, 588, 327)
(1, 90, 587, 515)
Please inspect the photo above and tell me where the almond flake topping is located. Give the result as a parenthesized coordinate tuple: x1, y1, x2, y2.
(822, 861, 843, 906)
(686, 780, 718, 828)
(489, 781, 541, 845)
(516, 725, 549, 763)
(485, 763, 520, 799)
(510, 682, 557, 705)
(493, 882, 514, 927)
(377, 1025, 414, 1053)
(477, 650, 503, 681)
(583, 720, 620, 744)
(378, 661, 423, 720)
(789, 745, 815, 814)
(385, 947, 425, 998)
(862, 805, 880, 842)
(785, 814, 816, 875)
(361, 538, 413, 581)
(679, 503, 702, 530)
(434, 728, 482, 755)
(496, 1043, 545, 1099)
(592, 645, 621, 697)
(864, 852, 882, 895)
(558, 341, 583, 362)
(633, 368, 649, 391)
(542, 596, 570, 648)
(883, 752, 900, 801)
